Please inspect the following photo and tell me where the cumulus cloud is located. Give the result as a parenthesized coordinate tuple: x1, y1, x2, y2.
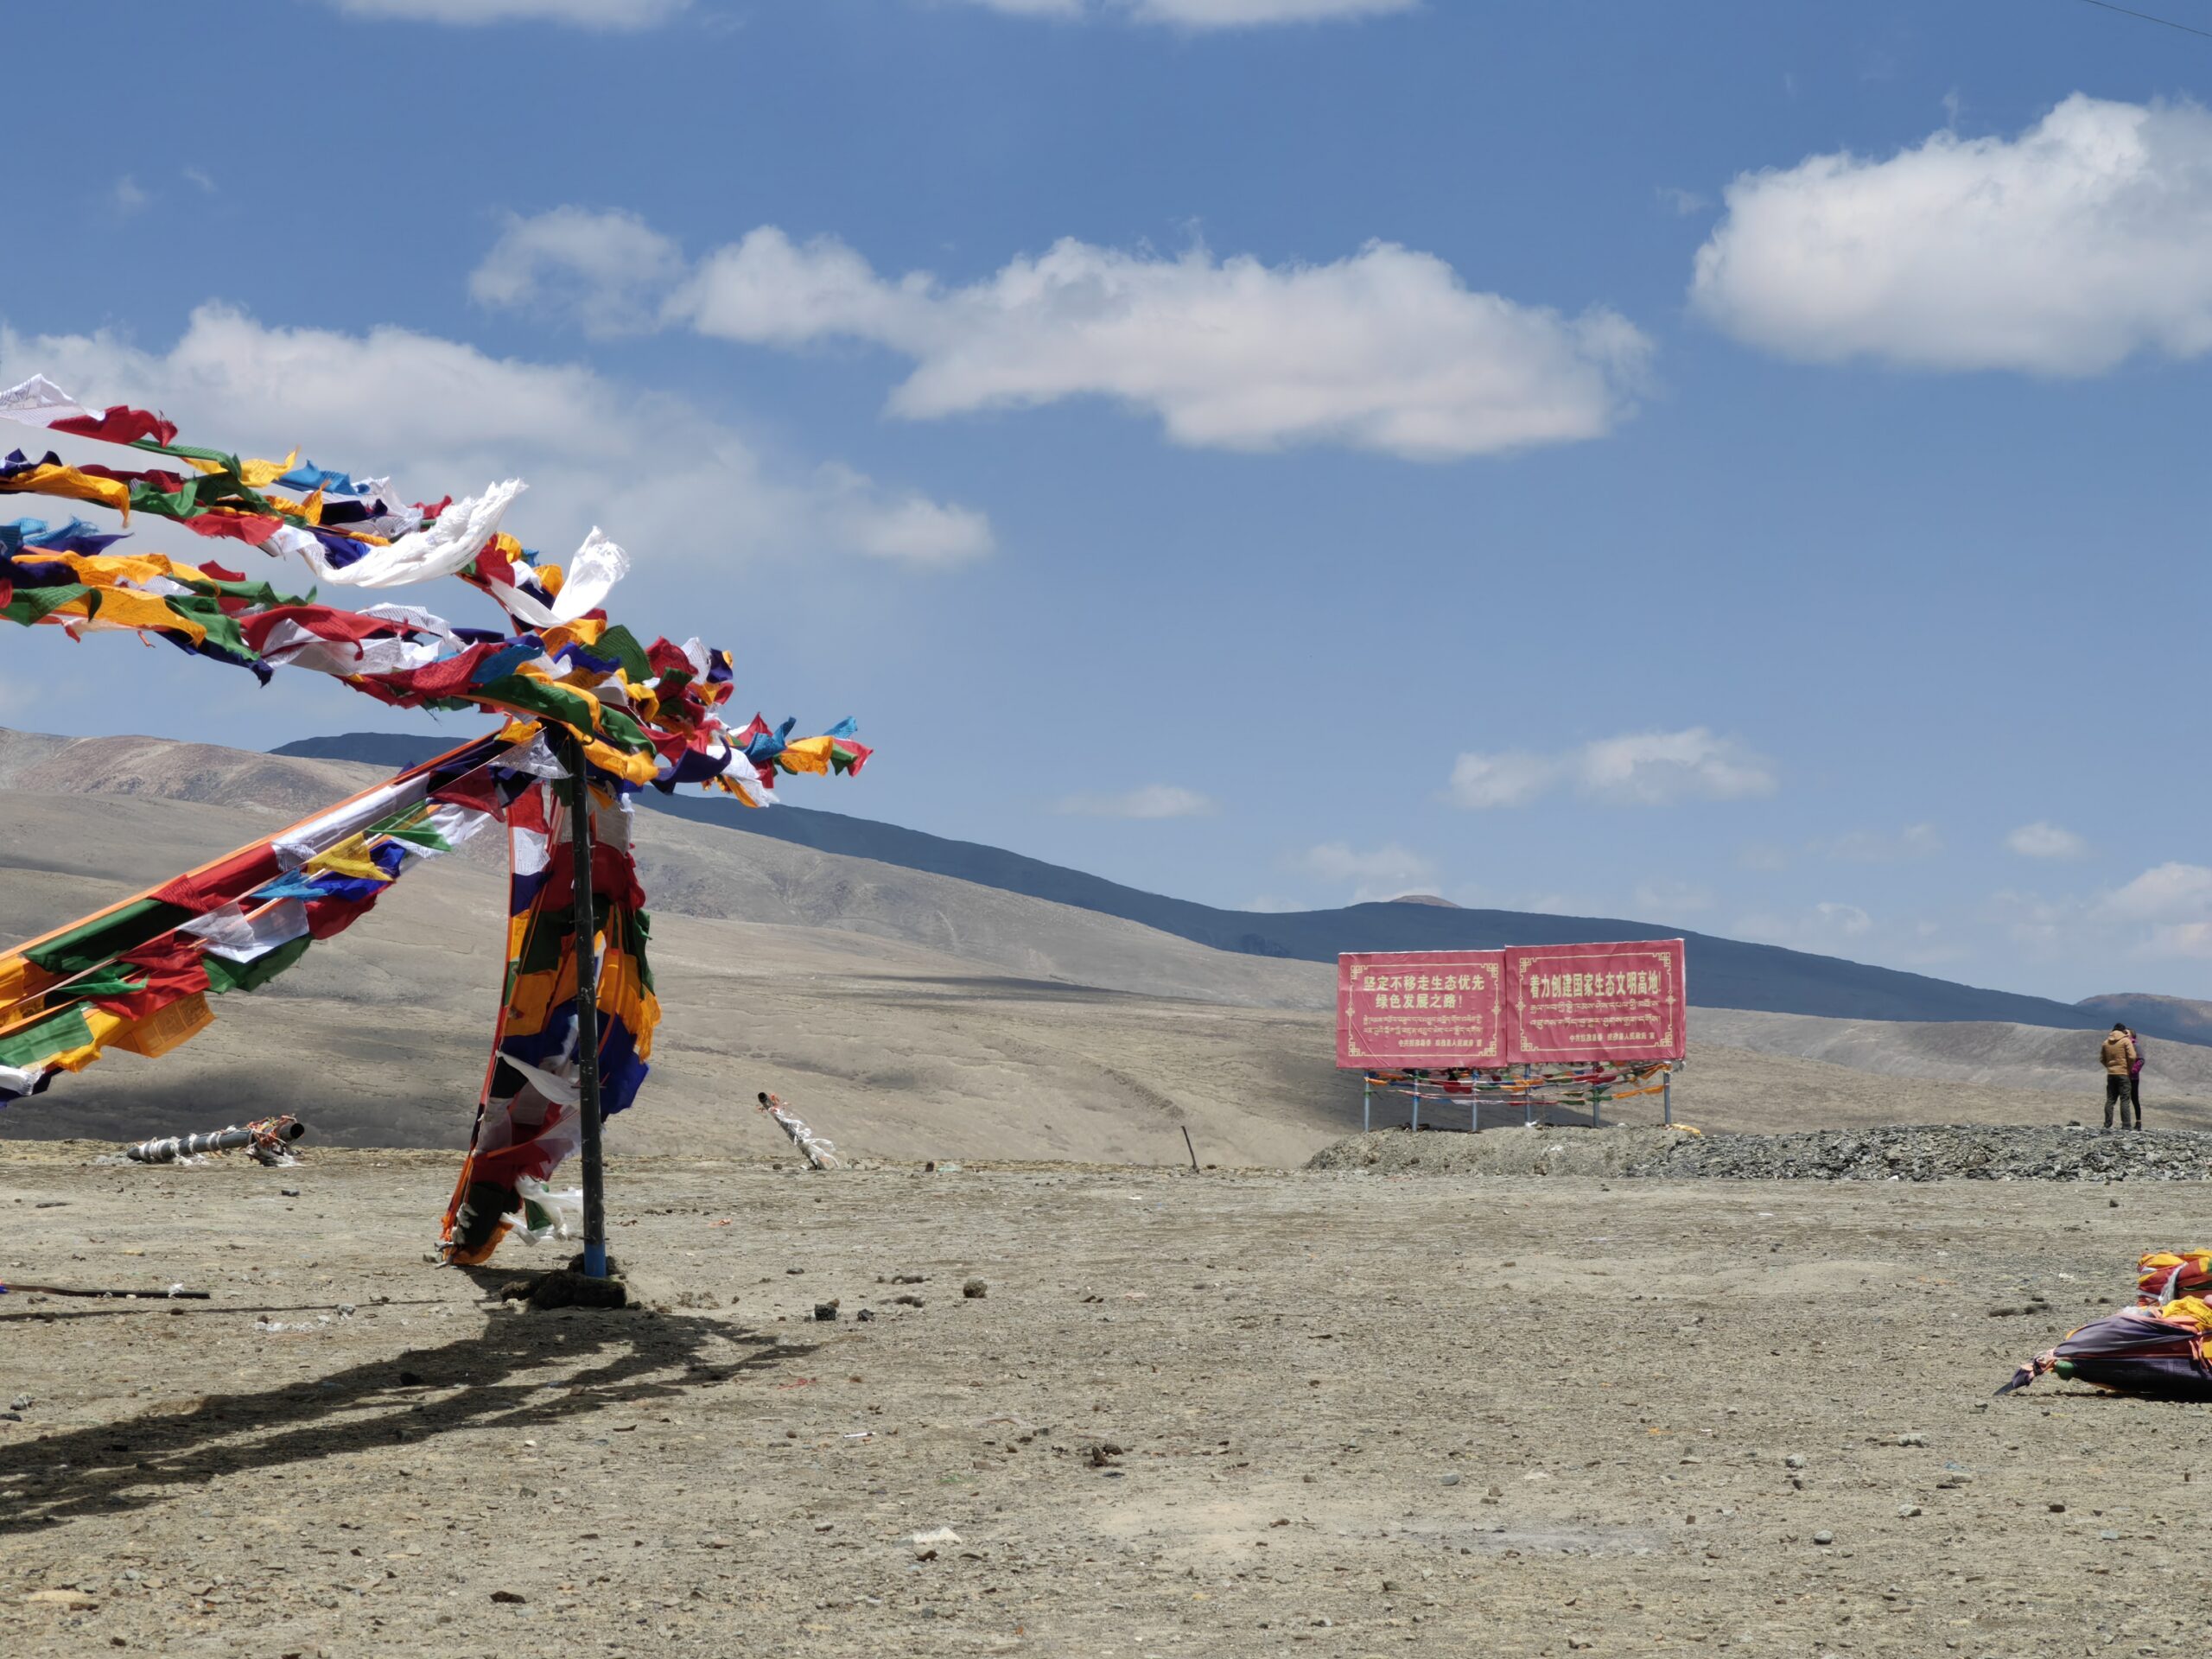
(321, 0, 690, 25)
(1053, 784, 1220, 819)
(1445, 728, 1775, 810)
(475, 213, 1649, 461)
(1815, 823, 1942, 863)
(2006, 821, 2089, 860)
(470, 208, 686, 336)
(1693, 94, 2212, 374)
(0, 303, 990, 579)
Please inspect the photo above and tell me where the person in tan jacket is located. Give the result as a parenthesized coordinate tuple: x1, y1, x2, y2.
(2101, 1024, 2140, 1129)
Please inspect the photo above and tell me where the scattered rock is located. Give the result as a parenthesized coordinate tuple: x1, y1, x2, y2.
(1784, 1454, 1806, 1470)
(1440, 1472, 1461, 1486)
(1812, 1531, 1834, 1546)
(22, 1589, 96, 1608)
(1084, 1441, 1124, 1467)
(489, 1589, 527, 1604)
(1898, 1504, 1923, 1517)
(963, 1278, 988, 1300)
(813, 1303, 840, 1321)
(10, 1395, 31, 1411)
(893, 1294, 925, 1308)
(1897, 1433, 1929, 1447)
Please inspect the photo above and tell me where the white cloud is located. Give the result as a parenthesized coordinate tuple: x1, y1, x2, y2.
(1735, 901, 1873, 950)
(1052, 784, 1219, 819)
(1656, 186, 1709, 217)
(321, 0, 690, 26)
(470, 208, 685, 336)
(1440, 749, 1556, 809)
(1631, 880, 1714, 917)
(2105, 862, 2212, 924)
(958, 0, 1415, 24)
(1815, 823, 1942, 863)
(1294, 842, 1434, 902)
(112, 176, 149, 216)
(1446, 728, 1774, 810)
(1986, 861, 2212, 968)
(478, 213, 1649, 461)
(2006, 821, 2089, 860)
(1694, 94, 2212, 374)
(181, 166, 217, 194)
(0, 303, 989, 581)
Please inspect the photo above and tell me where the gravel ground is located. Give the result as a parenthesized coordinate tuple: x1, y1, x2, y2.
(4, 1142, 2209, 1657)
(1309, 1123, 2212, 1182)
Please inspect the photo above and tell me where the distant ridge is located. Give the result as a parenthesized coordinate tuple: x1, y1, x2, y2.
(272, 731, 2209, 1046)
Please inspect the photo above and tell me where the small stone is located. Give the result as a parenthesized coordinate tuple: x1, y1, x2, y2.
(1784, 1454, 1806, 1470)
(2049, 1502, 2066, 1513)
(280, 1188, 301, 1198)
(10, 1395, 29, 1412)
(489, 1589, 526, 1605)
(1897, 1433, 1928, 1447)
(855, 1307, 875, 1322)
(22, 1589, 96, 1608)
(963, 1278, 988, 1300)
(893, 1294, 924, 1307)
(1812, 1531, 1834, 1546)
(813, 1303, 840, 1321)
(2110, 1198, 2120, 1208)
(2100, 1529, 2120, 1541)
(785, 1266, 805, 1275)
(1898, 1504, 1923, 1517)
(1440, 1473, 1461, 1486)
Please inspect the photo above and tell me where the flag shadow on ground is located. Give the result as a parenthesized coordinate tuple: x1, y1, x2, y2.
(0, 1308, 813, 1535)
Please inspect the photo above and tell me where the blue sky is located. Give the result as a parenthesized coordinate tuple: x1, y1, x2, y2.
(6, 0, 2212, 1003)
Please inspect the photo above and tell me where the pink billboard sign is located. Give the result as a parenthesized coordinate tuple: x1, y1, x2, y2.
(1335, 950, 1506, 1070)
(1501, 938, 1687, 1064)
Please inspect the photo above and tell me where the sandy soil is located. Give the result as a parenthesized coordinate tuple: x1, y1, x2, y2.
(3, 1143, 2202, 1657)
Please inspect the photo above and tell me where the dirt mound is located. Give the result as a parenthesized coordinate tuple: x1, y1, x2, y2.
(1306, 1125, 1687, 1177)
(1310, 1123, 2212, 1182)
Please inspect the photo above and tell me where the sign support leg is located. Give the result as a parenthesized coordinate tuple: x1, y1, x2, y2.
(1363, 1077, 1371, 1135)
(1662, 1068, 1672, 1128)
(561, 730, 608, 1281)
(1411, 1071, 1421, 1133)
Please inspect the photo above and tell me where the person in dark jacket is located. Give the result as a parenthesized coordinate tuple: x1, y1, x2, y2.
(2126, 1027, 2146, 1130)
(2101, 1024, 2139, 1130)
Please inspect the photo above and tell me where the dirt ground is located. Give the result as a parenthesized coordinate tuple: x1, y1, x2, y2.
(3, 1141, 2205, 1657)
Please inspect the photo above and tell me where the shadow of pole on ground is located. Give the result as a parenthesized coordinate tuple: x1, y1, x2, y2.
(0, 1306, 815, 1535)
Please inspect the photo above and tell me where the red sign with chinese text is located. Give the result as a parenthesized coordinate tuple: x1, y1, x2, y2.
(1500, 939, 1687, 1064)
(1335, 950, 1506, 1069)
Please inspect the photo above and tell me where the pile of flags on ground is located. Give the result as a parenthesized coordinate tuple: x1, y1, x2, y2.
(2002, 1249, 2212, 1398)
(0, 375, 869, 1262)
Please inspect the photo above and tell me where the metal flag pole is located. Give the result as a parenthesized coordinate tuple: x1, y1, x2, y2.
(561, 729, 608, 1280)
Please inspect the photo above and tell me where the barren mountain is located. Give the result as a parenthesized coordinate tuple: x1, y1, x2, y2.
(3, 727, 2203, 1160)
